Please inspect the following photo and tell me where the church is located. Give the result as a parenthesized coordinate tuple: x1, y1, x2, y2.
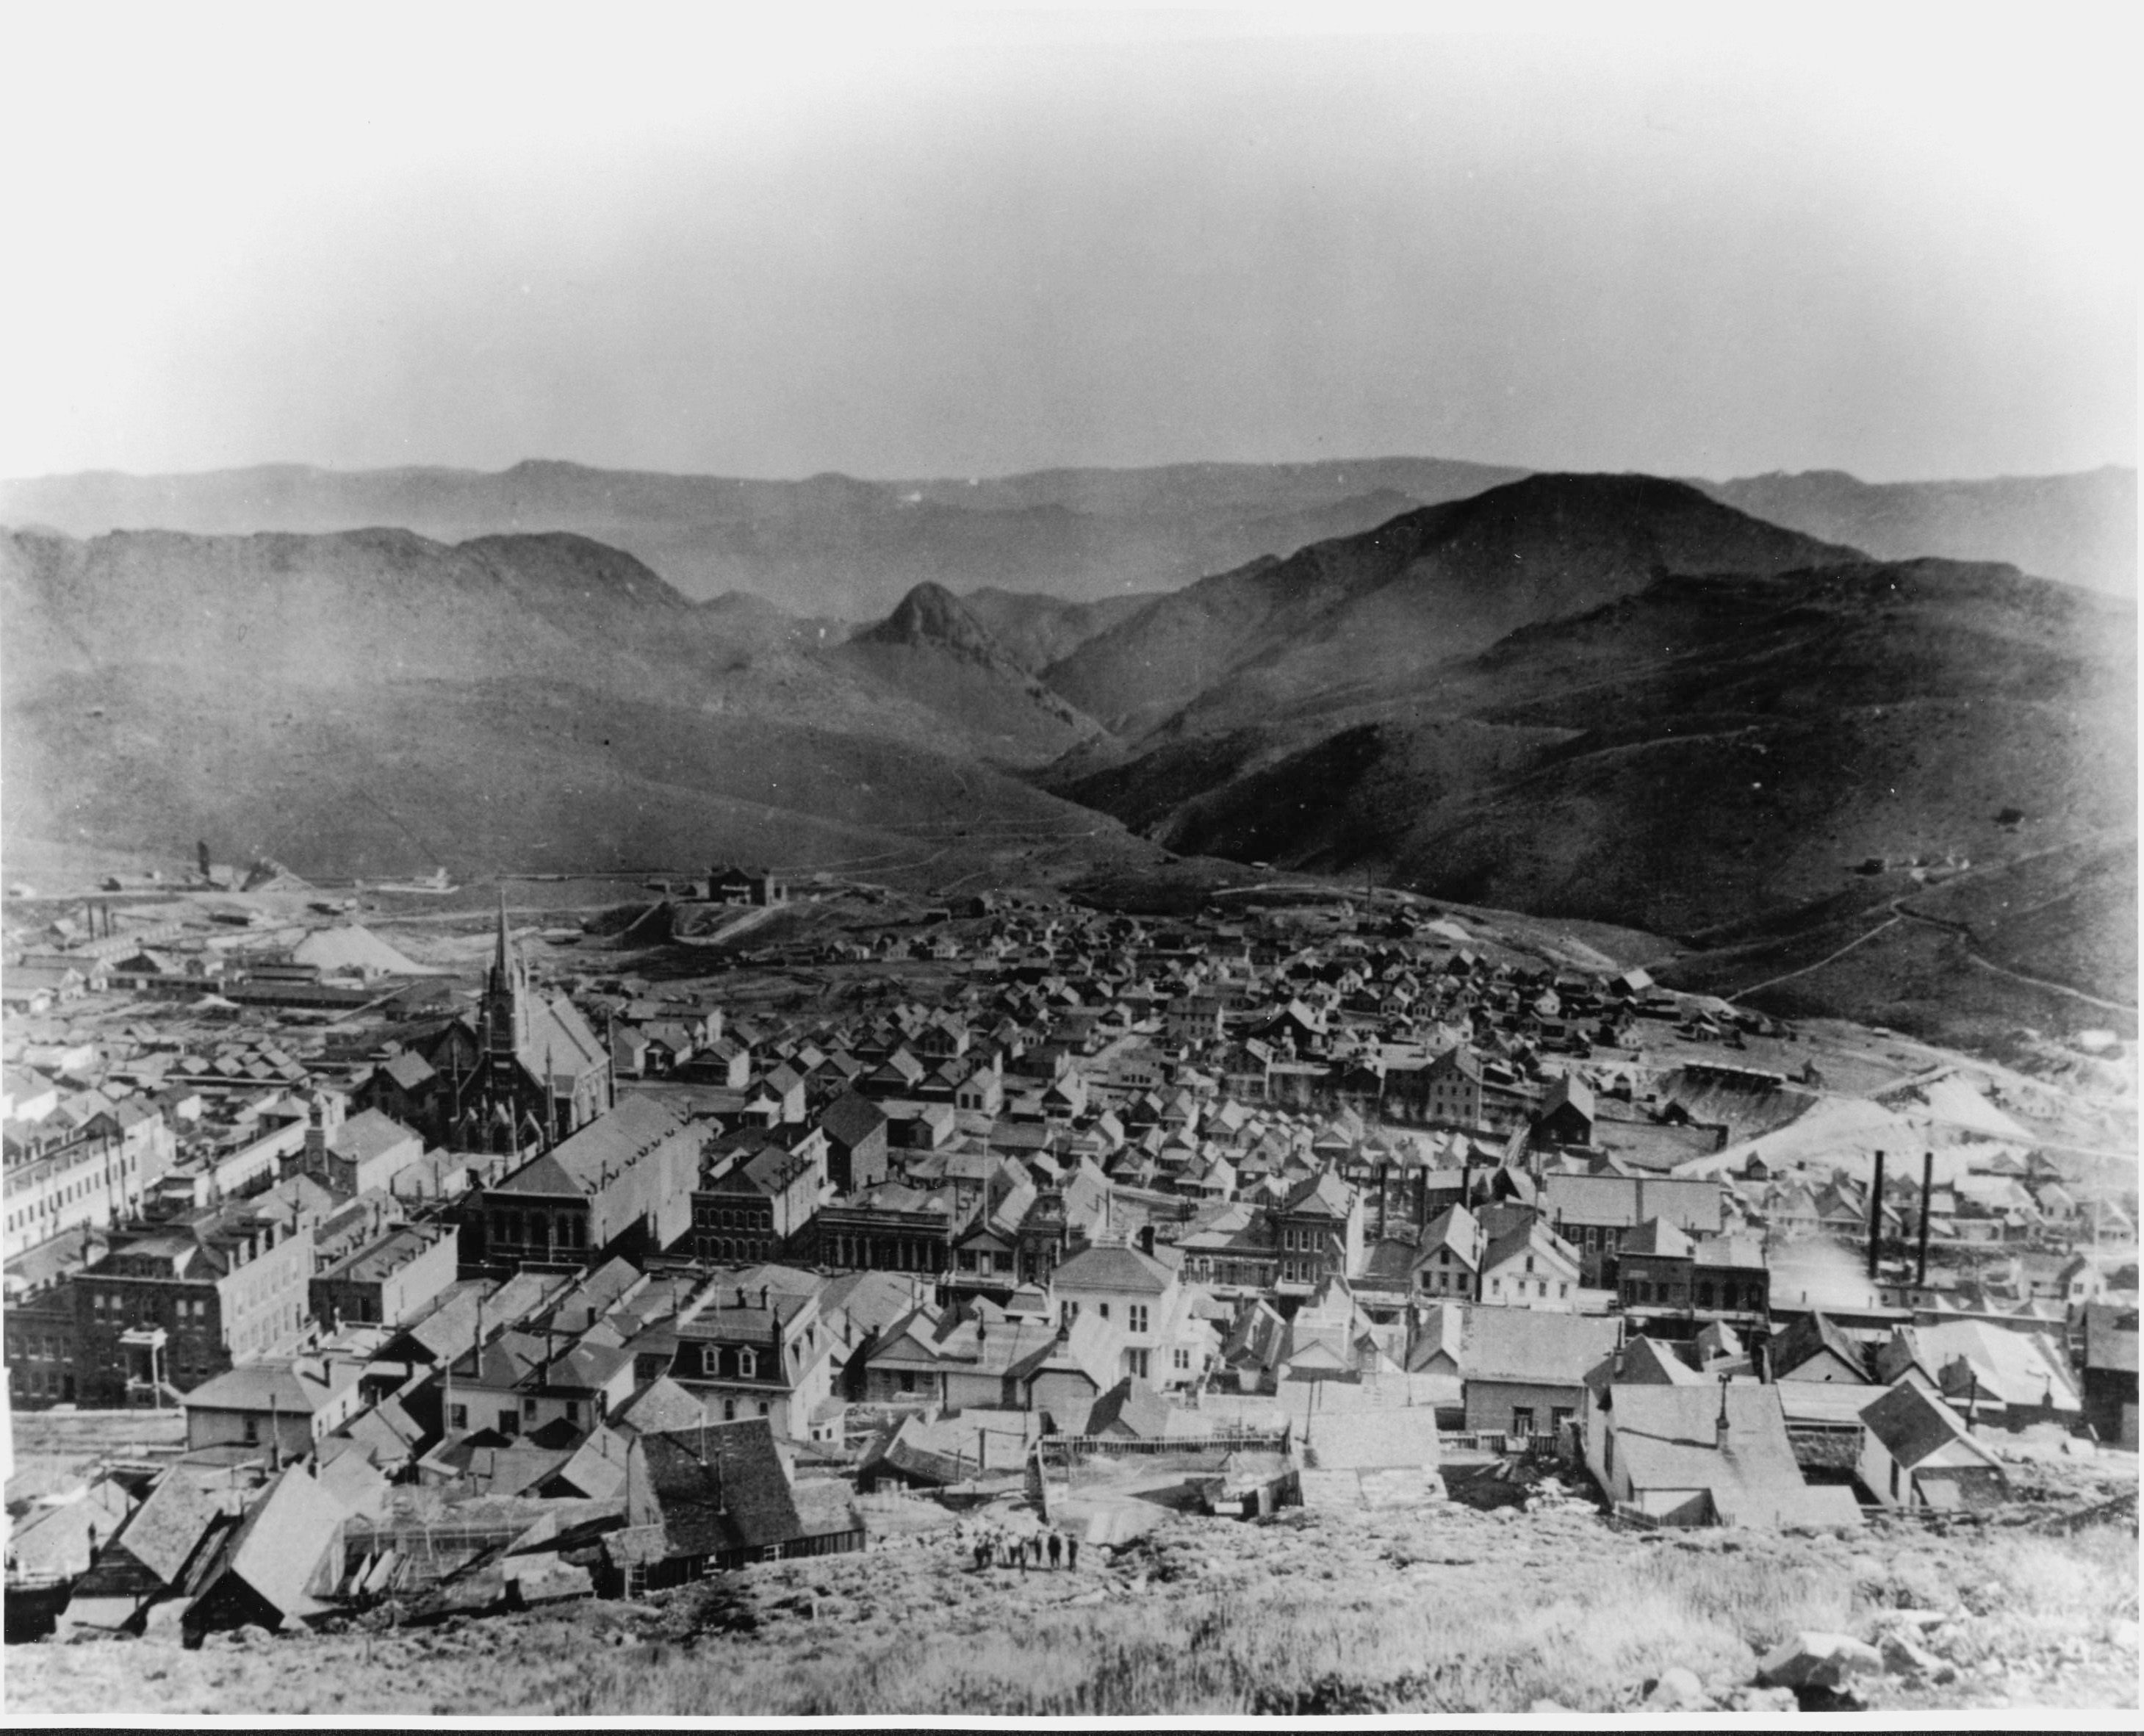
(425, 896, 614, 1152)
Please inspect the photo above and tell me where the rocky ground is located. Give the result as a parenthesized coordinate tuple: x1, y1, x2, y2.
(9, 1459, 2137, 1717)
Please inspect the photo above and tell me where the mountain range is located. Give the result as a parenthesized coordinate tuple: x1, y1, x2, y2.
(1, 464, 2132, 1045)
(1, 455, 2130, 617)
(0, 527, 1132, 884)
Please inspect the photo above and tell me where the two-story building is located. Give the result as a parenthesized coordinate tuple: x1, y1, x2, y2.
(474, 1092, 699, 1269)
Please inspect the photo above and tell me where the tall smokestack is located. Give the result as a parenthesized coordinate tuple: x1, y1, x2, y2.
(1866, 1150, 1885, 1282)
(1916, 1150, 1935, 1289)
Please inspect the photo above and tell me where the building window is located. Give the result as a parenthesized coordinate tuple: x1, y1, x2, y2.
(1511, 1407, 1534, 1437)
(701, 1344, 720, 1377)
(738, 1350, 757, 1379)
(449, 1403, 468, 1430)
(757, 1400, 770, 1417)
(722, 1399, 737, 1421)
(565, 1400, 580, 1425)
(1128, 1305, 1148, 1335)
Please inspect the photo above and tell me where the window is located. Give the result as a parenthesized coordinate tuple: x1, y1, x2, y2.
(524, 1397, 539, 1419)
(738, 1350, 757, 1380)
(702, 1344, 720, 1377)
(1511, 1407, 1534, 1437)
(1128, 1305, 1148, 1335)
(757, 1400, 770, 1417)
(243, 1416, 259, 1445)
(449, 1403, 468, 1430)
(565, 1400, 580, 1425)
(1097, 1303, 1110, 1321)
(1126, 1348, 1150, 1379)
(1174, 1347, 1190, 1372)
(898, 1369, 917, 1394)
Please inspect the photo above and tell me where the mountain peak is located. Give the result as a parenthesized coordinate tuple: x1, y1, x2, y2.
(860, 580, 1004, 660)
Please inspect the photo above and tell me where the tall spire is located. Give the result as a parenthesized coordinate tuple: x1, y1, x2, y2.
(494, 883, 511, 981)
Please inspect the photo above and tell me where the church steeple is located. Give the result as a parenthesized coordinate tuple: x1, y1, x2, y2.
(485, 885, 528, 1057)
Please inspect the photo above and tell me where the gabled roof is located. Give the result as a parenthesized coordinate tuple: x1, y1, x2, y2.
(107, 1472, 223, 1587)
(819, 1090, 888, 1148)
(492, 1093, 689, 1199)
(325, 1107, 420, 1164)
(205, 1465, 349, 1620)
(1607, 1336, 1703, 1386)
(1051, 1241, 1174, 1296)
(1769, 1311, 1870, 1383)
(1461, 1308, 1621, 1386)
(1085, 1375, 1177, 1440)
(1620, 1217, 1694, 1259)
(1480, 1218, 1577, 1275)
(1859, 1380, 1999, 1472)
(1278, 1170, 1356, 1220)
(1602, 1383, 1839, 1527)
(630, 1421, 801, 1559)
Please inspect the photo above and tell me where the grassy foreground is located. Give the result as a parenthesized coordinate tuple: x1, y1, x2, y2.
(8, 1482, 2137, 1717)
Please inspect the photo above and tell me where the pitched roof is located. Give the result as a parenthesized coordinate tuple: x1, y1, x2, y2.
(1279, 1170, 1355, 1220)
(1602, 1383, 1840, 1527)
(1769, 1311, 1870, 1383)
(1461, 1308, 1621, 1386)
(211, 1465, 349, 1618)
(819, 1091, 888, 1148)
(1620, 1216, 1694, 1259)
(1051, 1241, 1174, 1296)
(325, 1107, 420, 1164)
(631, 1420, 802, 1558)
(108, 1472, 223, 1586)
(492, 1092, 689, 1198)
(1858, 1380, 1999, 1472)
(1085, 1375, 1178, 1440)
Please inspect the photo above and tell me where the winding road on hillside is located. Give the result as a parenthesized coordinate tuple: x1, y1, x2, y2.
(1731, 885, 2136, 1016)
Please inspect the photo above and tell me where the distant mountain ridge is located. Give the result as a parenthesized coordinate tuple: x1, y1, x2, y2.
(10, 453, 2121, 617)
(1697, 465, 2135, 599)
(0, 526, 1135, 881)
(1042, 474, 1860, 736)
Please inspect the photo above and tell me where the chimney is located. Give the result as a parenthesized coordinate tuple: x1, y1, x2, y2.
(1716, 1372, 1731, 1444)
(1915, 1150, 1935, 1289)
(1137, 1224, 1156, 1257)
(1867, 1150, 1886, 1281)
(736, 1286, 748, 1309)
(759, 1284, 769, 1308)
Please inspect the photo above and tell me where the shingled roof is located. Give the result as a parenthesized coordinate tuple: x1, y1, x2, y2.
(626, 1419, 801, 1560)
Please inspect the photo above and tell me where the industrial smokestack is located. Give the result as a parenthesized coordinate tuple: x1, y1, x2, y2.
(1866, 1150, 1885, 1282)
(1915, 1150, 1935, 1289)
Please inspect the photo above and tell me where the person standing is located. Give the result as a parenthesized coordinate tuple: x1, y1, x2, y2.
(1066, 1531, 1079, 1571)
(1046, 1531, 1062, 1569)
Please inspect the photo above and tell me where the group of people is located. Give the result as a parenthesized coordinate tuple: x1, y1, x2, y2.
(960, 1520, 1078, 1574)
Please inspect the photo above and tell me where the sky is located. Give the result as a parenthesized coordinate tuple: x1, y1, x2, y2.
(2, 4, 2136, 484)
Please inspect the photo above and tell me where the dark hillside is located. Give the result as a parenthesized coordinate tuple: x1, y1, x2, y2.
(1043, 474, 1858, 735)
(1049, 555, 2134, 1038)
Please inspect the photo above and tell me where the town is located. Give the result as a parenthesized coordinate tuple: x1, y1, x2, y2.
(4, 853, 2137, 1711)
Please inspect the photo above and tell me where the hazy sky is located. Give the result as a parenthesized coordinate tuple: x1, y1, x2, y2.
(4, 5, 2135, 483)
